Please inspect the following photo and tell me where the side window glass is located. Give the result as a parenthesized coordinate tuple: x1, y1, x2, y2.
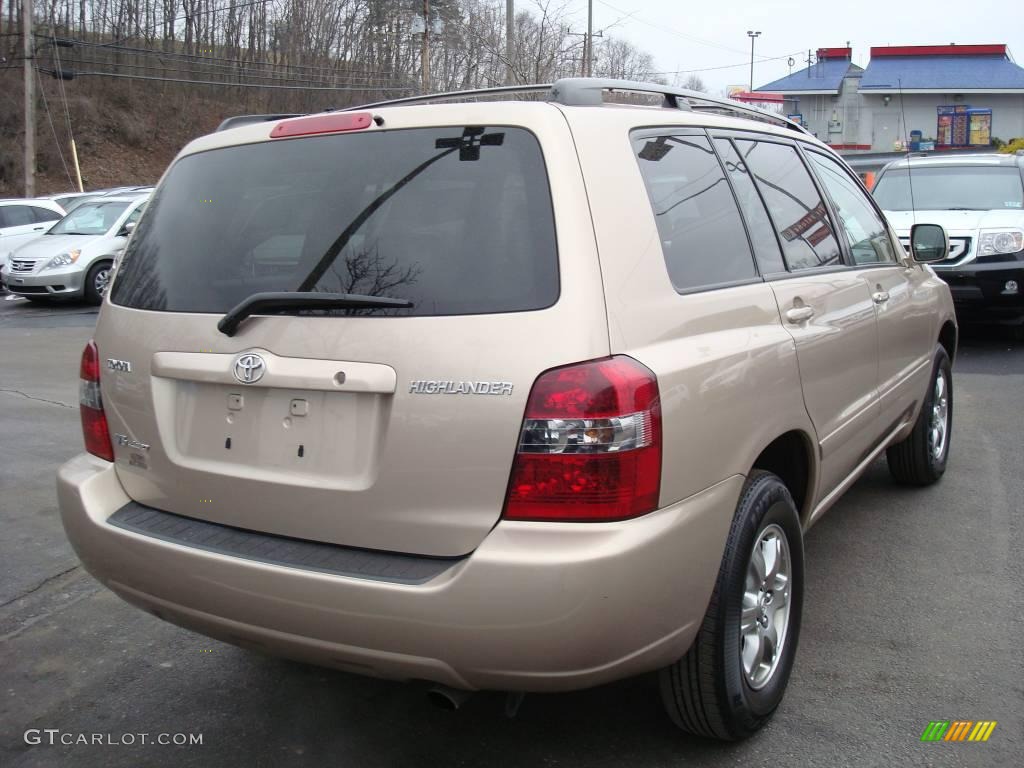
(633, 134, 758, 291)
(714, 138, 786, 274)
(2, 206, 35, 227)
(807, 153, 898, 265)
(126, 205, 145, 225)
(736, 140, 842, 270)
(32, 206, 62, 223)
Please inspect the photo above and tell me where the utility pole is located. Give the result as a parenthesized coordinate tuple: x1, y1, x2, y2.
(505, 0, 514, 85)
(746, 30, 761, 93)
(571, 4, 601, 79)
(586, 0, 593, 77)
(23, 0, 35, 197)
(421, 0, 430, 94)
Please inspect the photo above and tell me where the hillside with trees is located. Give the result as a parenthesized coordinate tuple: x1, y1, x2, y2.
(0, 0, 662, 195)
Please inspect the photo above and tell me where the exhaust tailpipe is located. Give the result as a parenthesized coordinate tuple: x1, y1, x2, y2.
(427, 685, 474, 711)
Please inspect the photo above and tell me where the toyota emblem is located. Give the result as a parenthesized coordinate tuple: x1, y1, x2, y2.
(233, 353, 266, 384)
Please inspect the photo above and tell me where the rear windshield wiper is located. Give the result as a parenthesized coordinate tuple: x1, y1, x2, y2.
(217, 291, 413, 336)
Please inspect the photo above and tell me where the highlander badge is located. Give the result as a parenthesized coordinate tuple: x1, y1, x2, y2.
(409, 380, 513, 395)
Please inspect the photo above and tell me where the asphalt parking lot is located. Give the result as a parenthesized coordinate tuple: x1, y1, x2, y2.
(0, 295, 1021, 768)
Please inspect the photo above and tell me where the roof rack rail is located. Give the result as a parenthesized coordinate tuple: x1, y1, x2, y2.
(216, 113, 303, 132)
(342, 77, 808, 135)
(345, 84, 553, 112)
(554, 78, 807, 133)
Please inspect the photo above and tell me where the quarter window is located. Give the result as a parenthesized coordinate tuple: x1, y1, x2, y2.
(633, 134, 757, 291)
(714, 138, 786, 274)
(807, 152, 898, 266)
(736, 140, 842, 271)
(31, 206, 62, 223)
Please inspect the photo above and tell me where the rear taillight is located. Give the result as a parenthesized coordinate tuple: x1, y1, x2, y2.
(80, 340, 114, 461)
(503, 356, 662, 522)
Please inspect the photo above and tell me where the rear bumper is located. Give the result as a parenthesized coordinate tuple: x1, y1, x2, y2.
(933, 258, 1024, 322)
(58, 454, 741, 692)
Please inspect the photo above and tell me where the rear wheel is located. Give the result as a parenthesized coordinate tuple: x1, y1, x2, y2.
(660, 471, 804, 740)
(84, 260, 113, 305)
(886, 345, 952, 485)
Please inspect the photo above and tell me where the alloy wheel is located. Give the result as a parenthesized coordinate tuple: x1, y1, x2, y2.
(929, 369, 949, 460)
(94, 267, 111, 295)
(740, 522, 792, 690)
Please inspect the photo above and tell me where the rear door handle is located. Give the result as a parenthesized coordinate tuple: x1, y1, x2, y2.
(872, 290, 890, 304)
(785, 306, 815, 324)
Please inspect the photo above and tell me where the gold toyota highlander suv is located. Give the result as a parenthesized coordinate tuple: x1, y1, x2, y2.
(57, 79, 957, 740)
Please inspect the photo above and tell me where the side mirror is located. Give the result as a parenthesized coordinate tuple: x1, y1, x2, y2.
(909, 223, 948, 263)
(119, 221, 136, 237)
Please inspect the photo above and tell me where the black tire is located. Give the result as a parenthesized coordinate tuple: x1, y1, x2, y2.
(660, 470, 804, 741)
(886, 345, 952, 486)
(84, 260, 113, 305)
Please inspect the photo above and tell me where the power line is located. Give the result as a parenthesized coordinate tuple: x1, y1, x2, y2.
(51, 56, 403, 87)
(98, 0, 278, 48)
(49, 28, 77, 166)
(592, 0, 784, 61)
(38, 34, 403, 80)
(648, 52, 802, 77)
(35, 62, 75, 188)
(45, 69, 417, 93)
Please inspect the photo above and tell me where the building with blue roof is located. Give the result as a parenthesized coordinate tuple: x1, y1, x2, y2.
(755, 44, 1024, 152)
(757, 49, 862, 95)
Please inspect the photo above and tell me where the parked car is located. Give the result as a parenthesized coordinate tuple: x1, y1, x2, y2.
(97, 185, 156, 198)
(1, 194, 148, 304)
(0, 199, 65, 272)
(872, 153, 1024, 334)
(38, 191, 100, 211)
(57, 79, 957, 741)
(58, 193, 107, 214)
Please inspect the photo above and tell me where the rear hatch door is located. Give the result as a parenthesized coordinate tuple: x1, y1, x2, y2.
(95, 105, 607, 557)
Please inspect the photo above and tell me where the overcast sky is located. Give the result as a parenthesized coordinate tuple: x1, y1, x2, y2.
(558, 0, 1023, 93)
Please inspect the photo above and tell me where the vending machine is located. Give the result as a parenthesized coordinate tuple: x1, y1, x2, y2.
(937, 106, 954, 146)
(968, 109, 992, 146)
(937, 105, 973, 147)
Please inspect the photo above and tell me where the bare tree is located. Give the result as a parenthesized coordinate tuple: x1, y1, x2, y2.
(676, 73, 706, 92)
(9, 0, 665, 111)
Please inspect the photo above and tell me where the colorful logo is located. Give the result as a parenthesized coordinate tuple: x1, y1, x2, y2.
(921, 721, 997, 742)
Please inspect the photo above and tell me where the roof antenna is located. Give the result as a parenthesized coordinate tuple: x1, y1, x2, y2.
(897, 77, 917, 226)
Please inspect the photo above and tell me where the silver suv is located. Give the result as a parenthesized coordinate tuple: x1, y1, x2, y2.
(57, 79, 957, 740)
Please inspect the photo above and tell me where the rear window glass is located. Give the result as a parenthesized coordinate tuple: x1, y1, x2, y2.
(111, 126, 559, 316)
